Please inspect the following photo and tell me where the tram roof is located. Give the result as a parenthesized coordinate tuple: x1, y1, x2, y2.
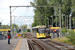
(32, 25, 46, 28)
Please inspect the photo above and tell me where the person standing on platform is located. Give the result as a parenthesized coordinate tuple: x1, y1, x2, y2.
(23, 33, 25, 38)
(57, 31, 59, 39)
(50, 33, 52, 39)
(7, 30, 11, 44)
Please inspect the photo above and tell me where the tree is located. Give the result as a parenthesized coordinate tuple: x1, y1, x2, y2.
(0, 22, 2, 26)
(20, 25, 27, 31)
(27, 29, 31, 32)
(2, 25, 10, 29)
(0, 22, 2, 29)
(31, 0, 54, 27)
(12, 24, 19, 32)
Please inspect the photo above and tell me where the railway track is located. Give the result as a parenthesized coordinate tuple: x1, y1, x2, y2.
(26, 33, 58, 50)
(27, 39, 45, 50)
(26, 33, 74, 50)
(28, 40, 33, 50)
(41, 39, 74, 50)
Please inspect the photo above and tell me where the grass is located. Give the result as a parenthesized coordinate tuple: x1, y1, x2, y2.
(52, 37, 74, 45)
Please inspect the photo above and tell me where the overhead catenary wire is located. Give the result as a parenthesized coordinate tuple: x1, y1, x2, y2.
(10, 5, 61, 38)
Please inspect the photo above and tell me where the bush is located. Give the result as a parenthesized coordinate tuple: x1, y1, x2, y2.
(61, 27, 67, 34)
(61, 28, 67, 36)
(27, 29, 31, 32)
(67, 30, 75, 44)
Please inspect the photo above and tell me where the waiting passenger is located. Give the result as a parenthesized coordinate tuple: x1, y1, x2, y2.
(7, 30, 11, 44)
(57, 31, 60, 39)
(23, 33, 25, 38)
(50, 33, 52, 39)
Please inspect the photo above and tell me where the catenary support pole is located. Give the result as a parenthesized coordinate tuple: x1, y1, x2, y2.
(69, 15, 71, 29)
(10, 6, 12, 37)
(59, 6, 61, 38)
(62, 13, 63, 27)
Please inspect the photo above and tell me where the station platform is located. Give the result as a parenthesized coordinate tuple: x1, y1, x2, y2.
(0, 38, 29, 50)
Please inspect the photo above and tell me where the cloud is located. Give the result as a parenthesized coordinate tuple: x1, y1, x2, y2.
(0, 0, 34, 25)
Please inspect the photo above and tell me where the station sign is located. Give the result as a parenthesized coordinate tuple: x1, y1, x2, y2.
(18, 34, 21, 36)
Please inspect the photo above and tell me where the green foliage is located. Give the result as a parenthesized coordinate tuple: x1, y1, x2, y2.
(31, 0, 74, 28)
(31, 0, 54, 27)
(61, 0, 71, 15)
(0, 22, 2, 26)
(12, 24, 19, 31)
(61, 27, 67, 34)
(2, 25, 10, 29)
(67, 30, 75, 44)
(27, 29, 31, 32)
(20, 25, 27, 30)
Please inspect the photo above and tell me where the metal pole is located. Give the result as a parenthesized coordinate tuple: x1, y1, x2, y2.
(59, 6, 61, 38)
(69, 15, 71, 29)
(67, 15, 68, 29)
(45, 16, 46, 27)
(52, 16, 53, 27)
(10, 5, 60, 7)
(73, 18, 74, 27)
(50, 19, 51, 25)
(10, 6, 12, 37)
(62, 13, 63, 27)
(14, 16, 15, 35)
(56, 16, 57, 27)
(65, 16, 66, 27)
(48, 18, 49, 27)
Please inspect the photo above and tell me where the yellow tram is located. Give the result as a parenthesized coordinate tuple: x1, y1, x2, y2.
(32, 25, 46, 38)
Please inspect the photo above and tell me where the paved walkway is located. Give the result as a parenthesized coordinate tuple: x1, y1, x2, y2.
(0, 38, 29, 50)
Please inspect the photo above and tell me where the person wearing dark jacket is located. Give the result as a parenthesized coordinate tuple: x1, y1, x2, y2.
(7, 30, 11, 44)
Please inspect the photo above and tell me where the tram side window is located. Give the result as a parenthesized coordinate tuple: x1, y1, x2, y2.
(32, 28, 38, 33)
(35, 28, 38, 33)
(38, 28, 46, 33)
(32, 29, 35, 33)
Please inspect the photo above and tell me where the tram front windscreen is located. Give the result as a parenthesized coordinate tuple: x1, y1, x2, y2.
(38, 28, 46, 33)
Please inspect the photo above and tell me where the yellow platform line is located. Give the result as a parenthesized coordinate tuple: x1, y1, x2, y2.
(15, 38, 22, 50)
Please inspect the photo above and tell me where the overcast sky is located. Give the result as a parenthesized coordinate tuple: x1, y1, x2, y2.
(0, 0, 34, 26)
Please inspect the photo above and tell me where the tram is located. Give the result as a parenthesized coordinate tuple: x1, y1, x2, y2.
(32, 25, 46, 38)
